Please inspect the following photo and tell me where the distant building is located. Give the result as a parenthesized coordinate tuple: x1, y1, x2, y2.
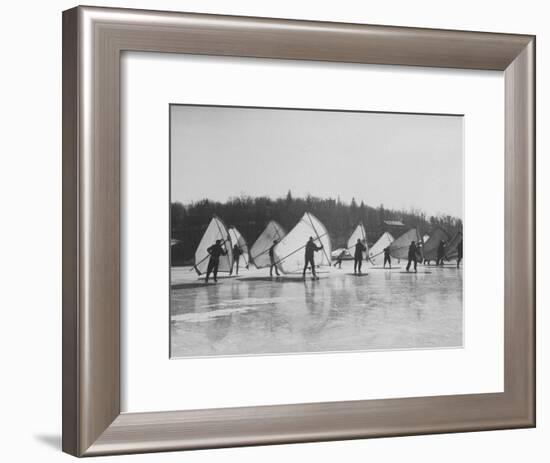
(383, 220, 404, 228)
(382, 220, 405, 235)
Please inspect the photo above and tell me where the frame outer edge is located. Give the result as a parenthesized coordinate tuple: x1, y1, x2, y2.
(62, 6, 536, 456)
(62, 7, 80, 457)
(77, 5, 532, 70)
(504, 37, 536, 425)
(79, 4, 122, 455)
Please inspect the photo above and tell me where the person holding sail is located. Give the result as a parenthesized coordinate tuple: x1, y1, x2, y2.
(334, 248, 347, 269)
(269, 239, 280, 277)
(231, 243, 243, 275)
(456, 239, 463, 269)
(205, 239, 228, 283)
(383, 245, 392, 268)
(353, 238, 367, 275)
(436, 240, 447, 266)
(303, 236, 323, 279)
(406, 240, 419, 273)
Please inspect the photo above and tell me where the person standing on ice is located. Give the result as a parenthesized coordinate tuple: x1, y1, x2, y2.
(231, 243, 243, 275)
(334, 248, 347, 269)
(303, 236, 323, 279)
(205, 239, 227, 283)
(269, 239, 280, 277)
(383, 246, 392, 268)
(406, 240, 418, 273)
(456, 239, 463, 269)
(353, 238, 367, 274)
(436, 240, 446, 266)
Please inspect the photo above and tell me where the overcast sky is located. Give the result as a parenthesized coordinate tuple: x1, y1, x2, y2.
(171, 105, 463, 219)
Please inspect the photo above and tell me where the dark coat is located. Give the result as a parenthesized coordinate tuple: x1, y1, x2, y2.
(207, 242, 227, 260)
(305, 240, 322, 259)
(354, 242, 366, 259)
(232, 245, 242, 259)
(408, 243, 418, 260)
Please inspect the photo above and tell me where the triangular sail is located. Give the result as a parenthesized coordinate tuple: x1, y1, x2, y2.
(346, 223, 368, 259)
(228, 227, 250, 268)
(389, 228, 423, 260)
(422, 227, 450, 261)
(274, 212, 332, 274)
(369, 231, 394, 263)
(249, 220, 287, 268)
(445, 230, 463, 260)
(193, 216, 233, 275)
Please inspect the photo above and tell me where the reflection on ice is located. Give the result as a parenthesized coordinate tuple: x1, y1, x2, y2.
(171, 298, 281, 322)
(170, 262, 463, 358)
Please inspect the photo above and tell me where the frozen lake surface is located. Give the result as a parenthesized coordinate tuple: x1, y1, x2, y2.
(170, 261, 463, 358)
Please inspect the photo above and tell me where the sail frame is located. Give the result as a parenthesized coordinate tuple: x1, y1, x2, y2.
(369, 231, 395, 262)
(305, 212, 332, 265)
(445, 230, 463, 260)
(274, 212, 332, 274)
(346, 222, 368, 260)
(389, 228, 423, 260)
(228, 226, 250, 269)
(249, 220, 287, 268)
(193, 215, 233, 275)
(422, 227, 451, 261)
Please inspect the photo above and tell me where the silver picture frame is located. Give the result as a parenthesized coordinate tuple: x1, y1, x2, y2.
(62, 6, 535, 456)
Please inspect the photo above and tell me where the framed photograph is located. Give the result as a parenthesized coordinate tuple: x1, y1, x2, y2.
(62, 6, 535, 457)
(168, 104, 465, 359)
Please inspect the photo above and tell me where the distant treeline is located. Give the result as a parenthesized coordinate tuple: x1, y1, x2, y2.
(171, 192, 462, 265)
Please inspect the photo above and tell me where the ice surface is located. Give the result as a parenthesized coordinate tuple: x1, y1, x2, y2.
(170, 261, 463, 358)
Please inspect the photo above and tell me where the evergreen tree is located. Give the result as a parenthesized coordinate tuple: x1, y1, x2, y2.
(286, 189, 293, 202)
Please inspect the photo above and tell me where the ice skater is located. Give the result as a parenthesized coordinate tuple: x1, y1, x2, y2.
(457, 239, 463, 269)
(383, 246, 392, 268)
(303, 236, 323, 279)
(205, 239, 227, 283)
(406, 240, 418, 273)
(231, 243, 243, 275)
(334, 248, 347, 269)
(353, 238, 367, 274)
(436, 240, 446, 266)
(269, 239, 280, 277)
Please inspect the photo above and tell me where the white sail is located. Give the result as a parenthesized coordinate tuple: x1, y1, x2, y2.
(369, 231, 394, 264)
(274, 212, 332, 274)
(193, 216, 233, 275)
(228, 227, 250, 268)
(249, 220, 287, 268)
(389, 228, 422, 260)
(346, 223, 368, 259)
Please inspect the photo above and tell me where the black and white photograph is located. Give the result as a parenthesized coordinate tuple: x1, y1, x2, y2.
(170, 104, 464, 358)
